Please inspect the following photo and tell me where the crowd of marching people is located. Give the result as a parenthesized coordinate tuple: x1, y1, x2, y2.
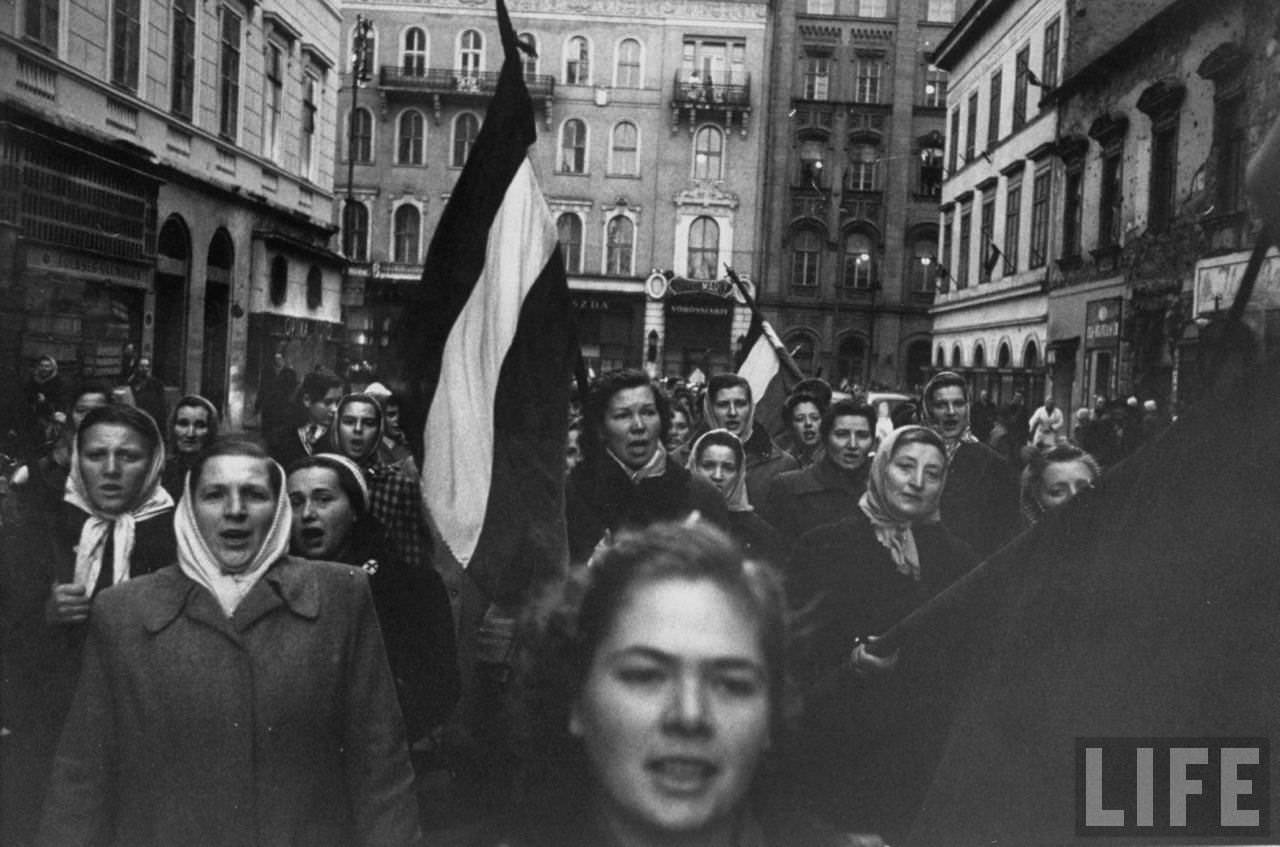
(0, 347, 1171, 846)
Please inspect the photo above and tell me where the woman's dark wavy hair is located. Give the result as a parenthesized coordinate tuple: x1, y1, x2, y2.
(508, 520, 795, 834)
(580, 369, 671, 461)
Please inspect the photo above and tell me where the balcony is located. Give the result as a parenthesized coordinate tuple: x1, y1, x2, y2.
(376, 66, 555, 126)
(670, 70, 751, 137)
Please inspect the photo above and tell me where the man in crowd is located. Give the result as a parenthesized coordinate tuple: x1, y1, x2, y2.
(266, 369, 342, 469)
(702, 373, 798, 505)
(763, 399, 876, 543)
(1028, 395, 1064, 449)
(970, 389, 998, 443)
(256, 351, 299, 435)
(922, 371, 1020, 559)
(128, 356, 166, 426)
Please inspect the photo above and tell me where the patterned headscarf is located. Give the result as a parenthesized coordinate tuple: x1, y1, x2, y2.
(64, 405, 173, 595)
(858, 425, 946, 580)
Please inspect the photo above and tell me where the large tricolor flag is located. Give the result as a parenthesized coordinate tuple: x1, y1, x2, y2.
(732, 270, 803, 438)
(405, 0, 575, 603)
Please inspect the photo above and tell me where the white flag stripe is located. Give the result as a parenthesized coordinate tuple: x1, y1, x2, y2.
(738, 329, 780, 407)
(422, 158, 558, 565)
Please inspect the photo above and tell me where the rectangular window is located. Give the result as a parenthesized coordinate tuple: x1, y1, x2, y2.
(806, 0, 834, 13)
(301, 73, 317, 179)
(263, 42, 283, 161)
(1042, 17, 1060, 90)
(1029, 167, 1050, 268)
(1149, 121, 1178, 231)
(979, 192, 995, 282)
(111, 0, 141, 90)
(1098, 149, 1123, 247)
(924, 64, 948, 108)
(170, 0, 196, 119)
(857, 0, 887, 16)
(988, 69, 1002, 148)
(1004, 175, 1021, 274)
(948, 107, 960, 174)
(855, 57, 882, 103)
(218, 7, 242, 141)
(1215, 96, 1246, 214)
(940, 212, 952, 283)
(957, 203, 971, 289)
(24, 0, 60, 52)
(1062, 167, 1083, 259)
(1013, 46, 1030, 132)
(965, 91, 978, 164)
(803, 55, 830, 100)
(926, 0, 955, 22)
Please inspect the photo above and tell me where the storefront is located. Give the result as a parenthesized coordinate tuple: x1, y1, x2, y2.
(573, 290, 644, 375)
(649, 274, 746, 379)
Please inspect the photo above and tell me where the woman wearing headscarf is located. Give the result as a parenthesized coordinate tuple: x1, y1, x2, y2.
(686, 429, 782, 563)
(36, 438, 424, 847)
(287, 453, 460, 749)
(1019, 443, 1101, 529)
(3, 405, 175, 847)
(160, 394, 220, 500)
(783, 426, 978, 842)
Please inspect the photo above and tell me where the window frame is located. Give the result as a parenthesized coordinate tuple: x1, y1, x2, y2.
(458, 29, 484, 77)
(452, 112, 480, 167)
(803, 53, 832, 101)
(615, 37, 643, 89)
(791, 229, 822, 288)
(686, 216, 721, 280)
(559, 118, 589, 174)
(693, 125, 725, 180)
(1042, 17, 1061, 91)
(170, 0, 196, 119)
(397, 109, 426, 165)
(1028, 166, 1051, 269)
(1013, 46, 1030, 132)
(604, 213, 636, 276)
(1004, 173, 1022, 274)
(349, 106, 374, 164)
(565, 34, 591, 85)
(608, 121, 639, 176)
(841, 231, 876, 290)
(979, 191, 996, 282)
(557, 212, 584, 273)
(342, 200, 370, 262)
(854, 55, 883, 104)
(217, 5, 243, 142)
(392, 202, 423, 264)
(263, 40, 284, 161)
(987, 69, 1003, 148)
(402, 26, 428, 76)
(957, 202, 971, 289)
(111, 0, 143, 91)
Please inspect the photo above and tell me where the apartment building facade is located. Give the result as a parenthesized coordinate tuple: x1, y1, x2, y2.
(1, 0, 346, 429)
(757, 0, 961, 392)
(335, 0, 771, 382)
(930, 0, 1062, 406)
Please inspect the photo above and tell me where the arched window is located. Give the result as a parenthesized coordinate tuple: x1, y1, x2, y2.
(348, 107, 373, 163)
(605, 215, 634, 275)
(269, 255, 288, 306)
(557, 213, 583, 273)
(520, 32, 538, 79)
(453, 113, 479, 166)
(610, 121, 638, 175)
(565, 35, 590, 84)
(973, 342, 986, 368)
(1023, 339, 1039, 369)
(841, 231, 875, 289)
(792, 230, 821, 287)
(951, 344, 962, 368)
(616, 38, 642, 88)
(798, 137, 827, 187)
(458, 29, 483, 76)
(847, 142, 878, 191)
(693, 126, 723, 180)
(687, 216, 720, 280)
(397, 110, 425, 164)
(393, 204, 421, 263)
(402, 27, 427, 75)
(936, 346, 946, 367)
(998, 342, 1012, 368)
(560, 119, 588, 174)
(342, 201, 369, 261)
(306, 265, 323, 309)
(909, 229, 938, 292)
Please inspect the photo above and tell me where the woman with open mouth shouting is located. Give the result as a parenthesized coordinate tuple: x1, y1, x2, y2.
(490, 521, 852, 847)
(36, 437, 424, 847)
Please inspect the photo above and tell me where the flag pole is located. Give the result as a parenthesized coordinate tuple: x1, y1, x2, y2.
(724, 265, 804, 382)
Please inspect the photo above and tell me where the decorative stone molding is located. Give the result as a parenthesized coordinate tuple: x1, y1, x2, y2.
(673, 183, 740, 210)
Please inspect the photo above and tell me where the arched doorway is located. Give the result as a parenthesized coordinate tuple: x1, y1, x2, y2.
(837, 335, 867, 388)
(204, 230, 233, 410)
(155, 217, 190, 389)
(905, 339, 932, 392)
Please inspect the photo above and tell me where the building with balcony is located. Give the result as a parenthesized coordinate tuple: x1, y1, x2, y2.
(1, 0, 345, 431)
(335, 0, 771, 382)
(929, 0, 1065, 410)
(1042, 0, 1277, 416)
(758, 0, 964, 394)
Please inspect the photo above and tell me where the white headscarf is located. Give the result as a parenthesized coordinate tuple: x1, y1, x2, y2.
(687, 429, 752, 512)
(175, 456, 293, 616)
(64, 408, 174, 595)
(858, 425, 946, 581)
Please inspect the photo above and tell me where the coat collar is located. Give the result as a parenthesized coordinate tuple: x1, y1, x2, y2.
(141, 557, 321, 634)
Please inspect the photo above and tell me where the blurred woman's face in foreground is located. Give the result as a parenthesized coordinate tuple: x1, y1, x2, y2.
(570, 577, 771, 840)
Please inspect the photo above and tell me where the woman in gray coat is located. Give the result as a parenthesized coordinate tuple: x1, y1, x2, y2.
(36, 438, 424, 847)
